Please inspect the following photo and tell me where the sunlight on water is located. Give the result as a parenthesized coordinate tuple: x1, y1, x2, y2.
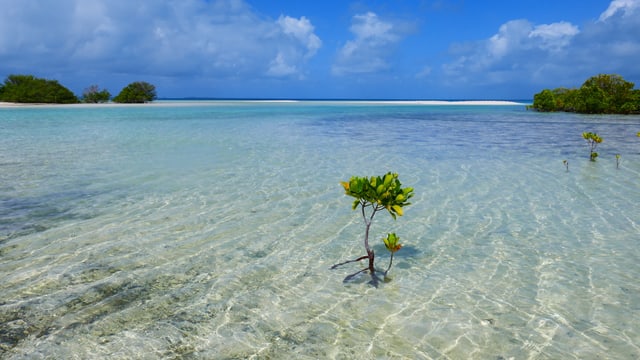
(1, 102, 639, 358)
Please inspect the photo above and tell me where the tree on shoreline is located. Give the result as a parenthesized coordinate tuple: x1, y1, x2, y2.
(530, 74, 640, 114)
(82, 85, 111, 103)
(0, 75, 160, 104)
(113, 81, 157, 103)
(0, 74, 78, 104)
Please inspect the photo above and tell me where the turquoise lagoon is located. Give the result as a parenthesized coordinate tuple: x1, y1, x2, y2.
(1, 101, 639, 358)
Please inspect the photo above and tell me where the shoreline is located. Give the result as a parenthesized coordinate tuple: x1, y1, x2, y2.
(0, 99, 528, 108)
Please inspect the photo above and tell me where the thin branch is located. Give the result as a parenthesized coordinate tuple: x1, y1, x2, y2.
(343, 268, 368, 282)
(330, 255, 369, 270)
(384, 252, 395, 276)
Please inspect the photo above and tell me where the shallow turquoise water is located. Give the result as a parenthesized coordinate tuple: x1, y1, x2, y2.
(1, 101, 639, 358)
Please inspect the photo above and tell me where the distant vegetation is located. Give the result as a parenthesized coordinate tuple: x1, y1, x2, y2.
(530, 74, 640, 114)
(113, 81, 157, 103)
(82, 85, 111, 103)
(0, 74, 157, 104)
(0, 74, 78, 104)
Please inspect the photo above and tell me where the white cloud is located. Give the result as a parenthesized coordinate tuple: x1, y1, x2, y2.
(443, 18, 579, 84)
(438, 0, 640, 96)
(332, 12, 405, 76)
(267, 52, 298, 77)
(0, 0, 321, 83)
(599, 0, 640, 21)
(277, 15, 321, 58)
(351, 12, 397, 42)
(484, 19, 579, 61)
(440, 0, 640, 93)
(529, 22, 579, 51)
(488, 20, 533, 59)
(265, 15, 322, 79)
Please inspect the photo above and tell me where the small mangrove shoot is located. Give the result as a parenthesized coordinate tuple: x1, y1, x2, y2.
(383, 233, 402, 277)
(582, 132, 603, 161)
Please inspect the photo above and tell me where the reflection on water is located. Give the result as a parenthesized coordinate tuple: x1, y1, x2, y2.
(1, 102, 639, 358)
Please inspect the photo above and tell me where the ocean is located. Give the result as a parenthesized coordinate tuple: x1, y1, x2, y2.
(1, 101, 639, 359)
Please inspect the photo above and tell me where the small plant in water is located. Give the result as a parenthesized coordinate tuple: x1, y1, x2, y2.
(616, 154, 621, 169)
(582, 132, 603, 161)
(333, 172, 413, 285)
(563, 159, 569, 172)
(383, 232, 402, 277)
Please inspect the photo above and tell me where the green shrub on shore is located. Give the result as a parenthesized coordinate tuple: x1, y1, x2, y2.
(82, 85, 111, 103)
(113, 81, 157, 103)
(0, 74, 78, 104)
(530, 74, 640, 114)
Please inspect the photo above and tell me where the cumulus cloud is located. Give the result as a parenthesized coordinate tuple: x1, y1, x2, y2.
(443, 19, 579, 84)
(0, 0, 321, 83)
(599, 0, 640, 20)
(277, 15, 321, 59)
(332, 12, 406, 76)
(528, 22, 579, 51)
(440, 0, 640, 92)
(267, 15, 322, 78)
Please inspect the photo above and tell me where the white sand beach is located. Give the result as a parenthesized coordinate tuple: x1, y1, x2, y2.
(355, 100, 527, 105)
(0, 100, 527, 108)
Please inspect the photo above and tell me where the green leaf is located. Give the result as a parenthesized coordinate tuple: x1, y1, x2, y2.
(352, 199, 359, 210)
(383, 233, 402, 253)
(383, 173, 393, 186)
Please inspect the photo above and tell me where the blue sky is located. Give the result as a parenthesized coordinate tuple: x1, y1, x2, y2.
(1, 0, 639, 99)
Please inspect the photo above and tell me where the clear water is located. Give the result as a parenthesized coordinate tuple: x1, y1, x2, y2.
(1, 101, 639, 359)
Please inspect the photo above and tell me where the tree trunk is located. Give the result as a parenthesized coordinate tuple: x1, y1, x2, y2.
(364, 220, 375, 274)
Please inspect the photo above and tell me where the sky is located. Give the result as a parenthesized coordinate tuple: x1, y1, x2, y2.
(1, 0, 639, 99)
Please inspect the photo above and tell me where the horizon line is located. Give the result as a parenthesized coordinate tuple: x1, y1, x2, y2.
(159, 97, 533, 102)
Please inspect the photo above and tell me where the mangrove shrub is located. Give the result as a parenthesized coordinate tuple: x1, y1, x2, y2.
(82, 85, 111, 103)
(0, 74, 78, 104)
(113, 81, 157, 103)
(530, 74, 639, 114)
(333, 172, 414, 284)
(582, 132, 603, 161)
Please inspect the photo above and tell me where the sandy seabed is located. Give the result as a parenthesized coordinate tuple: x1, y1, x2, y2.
(2, 102, 638, 359)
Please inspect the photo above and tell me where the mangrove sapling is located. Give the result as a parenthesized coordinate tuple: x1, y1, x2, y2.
(616, 154, 621, 169)
(333, 172, 413, 283)
(563, 160, 569, 172)
(383, 233, 402, 277)
(582, 132, 603, 161)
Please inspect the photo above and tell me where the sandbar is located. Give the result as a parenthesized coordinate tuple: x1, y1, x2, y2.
(0, 99, 528, 108)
